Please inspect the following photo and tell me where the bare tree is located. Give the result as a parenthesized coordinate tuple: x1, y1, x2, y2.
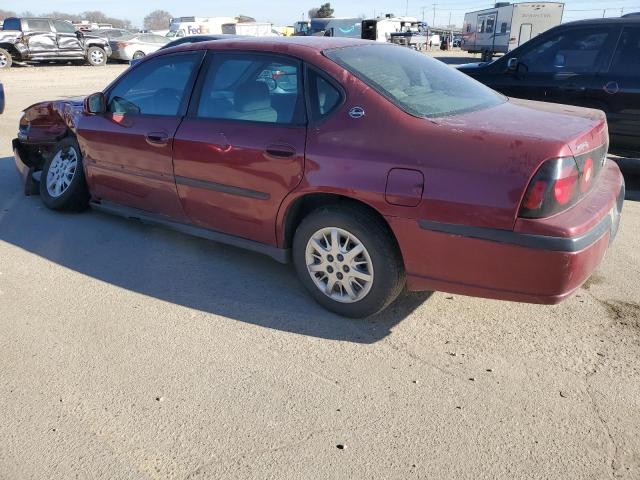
(0, 9, 17, 20)
(143, 10, 172, 30)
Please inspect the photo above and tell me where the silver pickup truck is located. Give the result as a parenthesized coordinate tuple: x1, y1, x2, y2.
(0, 17, 111, 68)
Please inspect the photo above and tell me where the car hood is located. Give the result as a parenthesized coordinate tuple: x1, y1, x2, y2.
(455, 62, 490, 71)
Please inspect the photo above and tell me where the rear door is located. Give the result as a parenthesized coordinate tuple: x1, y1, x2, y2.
(77, 51, 204, 220)
(172, 51, 307, 245)
(591, 26, 640, 156)
(52, 20, 83, 55)
(23, 19, 57, 57)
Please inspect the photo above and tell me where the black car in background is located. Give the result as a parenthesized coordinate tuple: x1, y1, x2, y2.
(458, 16, 640, 158)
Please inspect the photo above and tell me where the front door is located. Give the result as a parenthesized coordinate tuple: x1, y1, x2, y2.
(77, 51, 204, 220)
(52, 20, 83, 55)
(173, 52, 307, 245)
(491, 25, 618, 103)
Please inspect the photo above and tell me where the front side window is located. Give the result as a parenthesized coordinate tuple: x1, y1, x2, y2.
(486, 15, 495, 34)
(501, 22, 508, 34)
(325, 44, 504, 118)
(610, 27, 640, 76)
(518, 27, 616, 74)
(107, 52, 200, 116)
(53, 20, 76, 34)
(196, 53, 304, 124)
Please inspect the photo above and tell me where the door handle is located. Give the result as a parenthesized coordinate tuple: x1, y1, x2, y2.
(559, 84, 586, 93)
(265, 144, 296, 158)
(145, 132, 169, 146)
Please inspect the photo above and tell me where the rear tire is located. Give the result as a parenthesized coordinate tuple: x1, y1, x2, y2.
(86, 46, 107, 66)
(0, 48, 13, 69)
(293, 205, 405, 318)
(39, 137, 89, 211)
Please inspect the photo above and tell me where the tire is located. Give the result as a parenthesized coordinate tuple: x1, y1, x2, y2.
(132, 51, 145, 60)
(86, 46, 107, 66)
(293, 204, 405, 318)
(39, 137, 89, 211)
(0, 48, 13, 69)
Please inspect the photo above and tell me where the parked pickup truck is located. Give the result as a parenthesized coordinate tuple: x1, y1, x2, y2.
(0, 17, 111, 68)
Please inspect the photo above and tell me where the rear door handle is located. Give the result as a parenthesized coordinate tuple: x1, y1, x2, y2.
(559, 84, 586, 93)
(266, 144, 296, 158)
(145, 132, 170, 146)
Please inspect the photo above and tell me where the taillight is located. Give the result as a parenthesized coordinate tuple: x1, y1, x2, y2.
(519, 156, 598, 218)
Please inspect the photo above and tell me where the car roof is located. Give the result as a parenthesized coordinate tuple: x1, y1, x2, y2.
(167, 36, 372, 54)
(560, 16, 640, 27)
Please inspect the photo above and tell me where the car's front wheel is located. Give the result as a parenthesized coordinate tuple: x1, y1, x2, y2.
(39, 137, 89, 211)
(293, 205, 405, 318)
(87, 46, 107, 66)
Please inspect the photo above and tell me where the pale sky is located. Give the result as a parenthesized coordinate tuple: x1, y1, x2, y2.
(1, 0, 636, 28)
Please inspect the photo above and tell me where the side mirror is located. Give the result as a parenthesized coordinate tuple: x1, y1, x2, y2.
(85, 92, 106, 114)
(0, 83, 5, 115)
(507, 57, 519, 72)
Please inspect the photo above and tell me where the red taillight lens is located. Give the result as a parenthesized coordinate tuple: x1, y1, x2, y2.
(519, 157, 586, 218)
(579, 157, 593, 193)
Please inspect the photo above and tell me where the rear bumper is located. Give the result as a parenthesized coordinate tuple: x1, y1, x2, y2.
(391, 171, 624, 304)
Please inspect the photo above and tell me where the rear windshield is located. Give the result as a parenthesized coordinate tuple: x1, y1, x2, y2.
(325, 44, 505, 118)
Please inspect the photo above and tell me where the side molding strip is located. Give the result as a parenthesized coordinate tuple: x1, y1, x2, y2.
(90, 201, 290, 263)
(418, 214, 614, 253)
(175, 175, 270, 200)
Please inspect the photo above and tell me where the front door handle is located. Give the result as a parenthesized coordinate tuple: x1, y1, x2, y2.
(265, 144, 296, 158)
(145, 132, 169, 146)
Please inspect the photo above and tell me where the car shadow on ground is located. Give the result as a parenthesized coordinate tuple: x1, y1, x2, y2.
(0, 157, 430, 343)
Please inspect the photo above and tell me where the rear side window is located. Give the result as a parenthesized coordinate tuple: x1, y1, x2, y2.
(518, 27, 616, 73)
(307, 69, 342, 120)
(25, 19, 52, 32)
(107, 52, 201, 116)
(196, 53, 305, 125)
(325, 44, 504, 118)
(610, 27, 640, 76)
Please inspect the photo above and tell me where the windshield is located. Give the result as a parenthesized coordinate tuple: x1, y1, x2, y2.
(325, 44, 505, 118)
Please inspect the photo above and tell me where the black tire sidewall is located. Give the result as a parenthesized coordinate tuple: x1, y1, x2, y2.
(87, 47, 106, 66)
(293, 206, 404, 318)
(39, 138, 88, 211)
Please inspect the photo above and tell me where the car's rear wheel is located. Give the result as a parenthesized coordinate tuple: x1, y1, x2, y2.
(87, 46, 107, 66)
(132, 51, 145, 60)
(0, 48, 13, 69)
(293, 205, 405, 318)
(39, 137, 89, 211)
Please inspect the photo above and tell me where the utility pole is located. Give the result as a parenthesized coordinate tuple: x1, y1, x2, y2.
(433, 3, 437, 27)
(406, 0, 409, 16)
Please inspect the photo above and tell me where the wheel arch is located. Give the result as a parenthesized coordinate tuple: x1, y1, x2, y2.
(0, 43, 21, 58)
(278, 191, 401, 256)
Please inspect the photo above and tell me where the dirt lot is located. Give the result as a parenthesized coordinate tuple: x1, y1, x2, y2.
(1, 59, 640, 480)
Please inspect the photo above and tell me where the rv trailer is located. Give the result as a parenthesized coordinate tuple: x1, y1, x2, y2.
(462, 2, 564, 61)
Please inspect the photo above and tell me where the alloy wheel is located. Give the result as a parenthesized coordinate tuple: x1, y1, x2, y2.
(46, 147, 78, 198)
(305, 227, 374, 303)
(0, 52, 8, 68)
(90, 49, 104, 64)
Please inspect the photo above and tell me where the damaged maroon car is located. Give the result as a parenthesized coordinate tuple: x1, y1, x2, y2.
(13, 38, 624, 317)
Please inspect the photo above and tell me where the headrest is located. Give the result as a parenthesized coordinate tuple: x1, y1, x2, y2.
(234, 81, 271, 112)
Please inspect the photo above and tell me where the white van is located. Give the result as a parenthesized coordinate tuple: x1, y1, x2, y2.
(166, 16, 237, 38)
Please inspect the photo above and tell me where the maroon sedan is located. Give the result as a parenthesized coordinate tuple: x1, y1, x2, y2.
(13, 37, 624, 317)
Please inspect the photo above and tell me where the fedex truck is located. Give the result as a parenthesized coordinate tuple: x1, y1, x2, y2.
(462, 2, 564, 61)
(166, 16, 237, 38)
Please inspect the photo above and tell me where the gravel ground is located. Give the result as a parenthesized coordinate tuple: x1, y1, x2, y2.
(0, 61, 639, 480)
